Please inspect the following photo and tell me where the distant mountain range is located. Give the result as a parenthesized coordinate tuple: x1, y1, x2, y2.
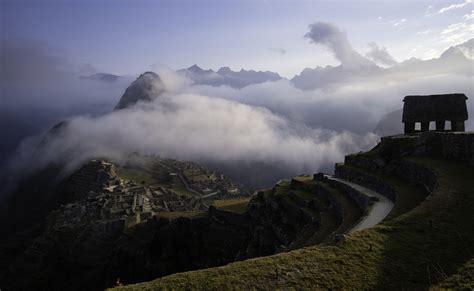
(177, 64, 282, 88)
(79, 72, 121, 82)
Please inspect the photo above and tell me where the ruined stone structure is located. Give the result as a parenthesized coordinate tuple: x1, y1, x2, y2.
(402, 94, 468, 133)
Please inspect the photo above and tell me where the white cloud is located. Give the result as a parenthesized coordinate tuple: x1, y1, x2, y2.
(463, 10, 474, 20)
(393, 19, 407, 27)
(304, 22, 374, 69)
(416, 30, 431, 35)
(425, 5, 434, 17)
(440, 22, 474, 45)
(438, 0, 472, 14)
(9, 86, 379, 185)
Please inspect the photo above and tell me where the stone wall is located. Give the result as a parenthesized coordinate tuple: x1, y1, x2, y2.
(290, 179, 343, 223)
(344, 154, 386, 172)
(377, 132, 474, 165)
(323, 178, 372, 211)
(335, 165, 397, 202)
(65, 160, 121, 197)
(395, 160, 438, 193)
(414, 132, 474, 165)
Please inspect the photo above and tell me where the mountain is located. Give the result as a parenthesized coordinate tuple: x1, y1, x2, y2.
(291, 64, 382, 91)
(79, 72, 121, 83)
(114, 72, 165, 110)
(177, 65, 282, 88)
(1, 119, 473, 289)
(113, 131, 474, 290)
(440, 38, 473, 60)
(373, 109, 403, 136)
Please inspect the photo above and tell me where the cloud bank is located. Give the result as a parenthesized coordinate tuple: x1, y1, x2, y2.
(8, 87, 378, 188)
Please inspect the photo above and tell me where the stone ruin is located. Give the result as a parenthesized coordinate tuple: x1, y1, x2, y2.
(402, 93, 468, 134)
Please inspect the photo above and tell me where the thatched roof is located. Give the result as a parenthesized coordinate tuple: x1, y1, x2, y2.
(402, 94, 468, 122)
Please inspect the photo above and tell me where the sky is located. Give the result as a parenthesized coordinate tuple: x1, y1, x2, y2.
(2, 0, 473, 78)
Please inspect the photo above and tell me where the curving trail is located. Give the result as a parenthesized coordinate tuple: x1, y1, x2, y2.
(325, 175, 394, 233)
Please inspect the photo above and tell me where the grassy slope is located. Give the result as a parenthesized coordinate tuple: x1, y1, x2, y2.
(211, 198, 250, 214)
(112, 156, 473, 290)
(432, 257, 474, 290)
(116, 168, 161, 186)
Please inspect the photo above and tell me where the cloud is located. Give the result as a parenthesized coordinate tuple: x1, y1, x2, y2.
(8, 86, 378, 187)
(304, 22, 374, 69)
(438, 0, 472, 14)
(0, 37, 133, 176)
(365, 42, 398, 66)
(464, 10, 474, 20)
(268, 47, 287, 55)
(392, 18, 407, 27)
(1, 38, 132, 113)
(439, 22, 474, 45)
(416, 30, 431, 35)
(425, 5, 435, 17)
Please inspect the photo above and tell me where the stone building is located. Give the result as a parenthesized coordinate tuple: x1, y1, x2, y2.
(402, 94, 468, 133)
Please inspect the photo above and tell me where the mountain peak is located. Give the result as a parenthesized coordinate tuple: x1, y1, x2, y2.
(188, 64, 204, 72)
(114, 71, 165, 110)
(217, 66, 232, 74)
(441, 38, 473, 60)
(79, 72, 120, 82)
